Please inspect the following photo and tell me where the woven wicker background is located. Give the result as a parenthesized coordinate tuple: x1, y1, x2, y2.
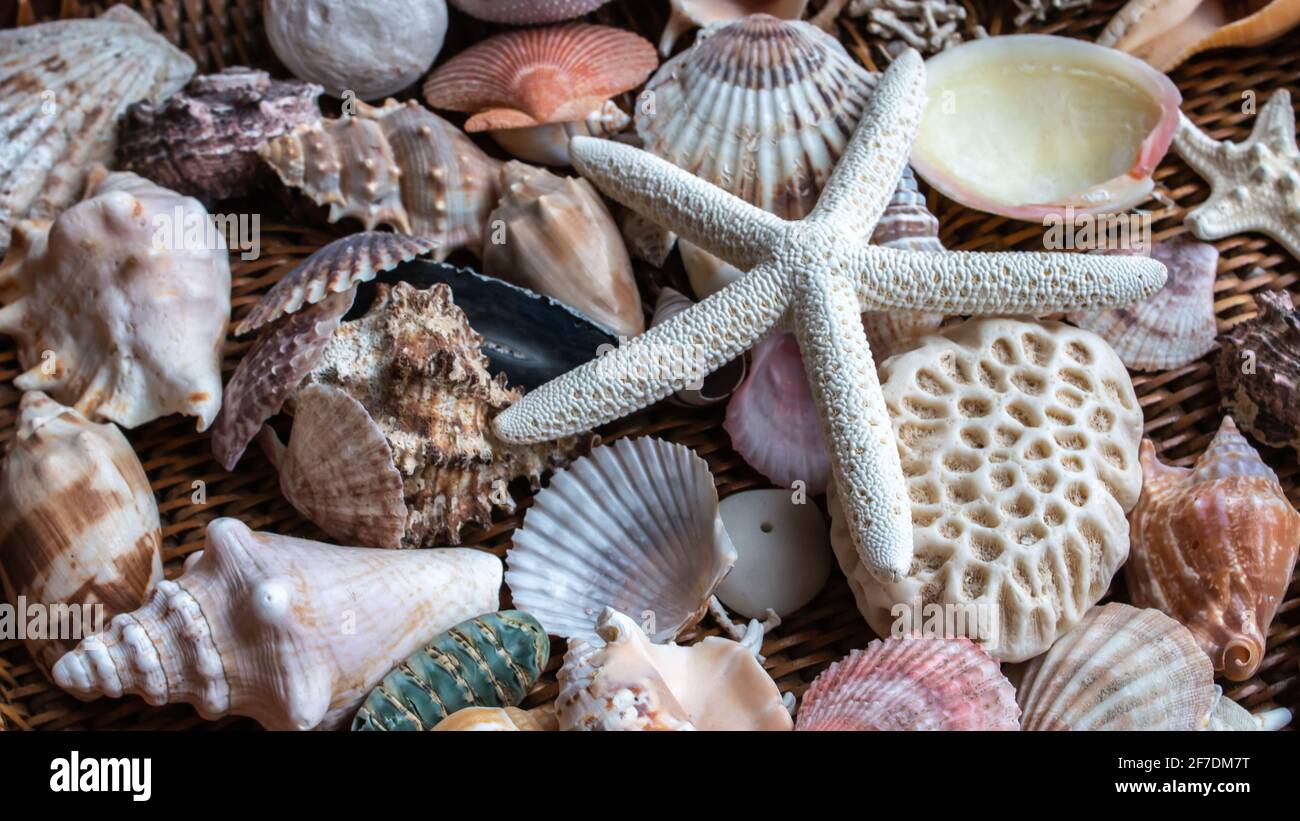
(1, 0, 1297, 731)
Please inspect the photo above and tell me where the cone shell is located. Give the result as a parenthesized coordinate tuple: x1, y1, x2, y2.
(432, 706, 557, 731)
(660, 1, 809, 56)
(1216, 290, 1300, 455)
(1070, 237, 1219, 372)
(116, 68, 323, 204)
(724, 332, 832, 495)
(556, 608, 792, 731)
(0, 393, 163, 672)
(796, 638, 1020, 731)
(448, 0, 612, 24)
(0, 171, 231, 431)
(1127, 417, 1300, 681)
(482, 162, 643, 338)
(505, 437, 737, 642)
(258, 100, 502, 261)
(1016, 603, 1216, 730)
(0, 6, 195, 258)
(1098, 0, 1300, 72)
(51, 518, 502, 731)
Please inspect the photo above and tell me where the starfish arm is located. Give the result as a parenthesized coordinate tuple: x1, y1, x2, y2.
(856, 246, 1168, 314)
(789, 263, 912, 584)
(494, 262, 792, 444)
(570, 136, 787, 271)
(1172, 111, 1228, 177)
(1258, 89, 1296, 147)
(809, 48, 926, 238)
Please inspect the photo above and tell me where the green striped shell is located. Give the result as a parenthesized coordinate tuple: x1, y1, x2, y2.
(352, 610, 550, 731)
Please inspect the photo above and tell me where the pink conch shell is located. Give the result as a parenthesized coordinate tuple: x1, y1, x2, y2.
(724, 332, 831, 494)
(1127, 417, 1300, 681)
(796, 637, 1020, 731)
(51, 518, 502, 731)
(1098, 0, 1300, 72)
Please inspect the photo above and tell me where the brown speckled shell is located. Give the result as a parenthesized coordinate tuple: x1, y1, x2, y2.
(1216, 289, 1300, 453)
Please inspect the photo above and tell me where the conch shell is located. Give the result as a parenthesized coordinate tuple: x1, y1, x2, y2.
(483, 162, 643, 337)
(0, 5, 195, 258)
(0, 392, 163, 672)
(1098, 0, 1300, 72)
(51, 518, 502, 731)
(1127, 416, 1300, 681)
(0, 171, 231, 431)
(258, 100, 502, 261)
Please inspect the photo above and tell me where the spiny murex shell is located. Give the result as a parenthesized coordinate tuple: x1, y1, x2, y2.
(1128, 416, 1300, 681)
(0, 171, 231, 431)
(0, 392, 163, 672)
(258, 100, 502, 261)
(0, 5, 195, 258)
(1216, 289, 1300, 455)
(830, 319, 1145, 662)
(52, 518, 502, 731)
(505, 437, 737, 642)
(1016, 603, 1216, 730)
(298, 281, 591, 547)
(117, 67, 323, 204)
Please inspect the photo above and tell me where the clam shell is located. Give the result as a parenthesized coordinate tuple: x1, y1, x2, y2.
(1016, 603, 1216, 730)
(1069, 236, 1219, 372)
(447, 0, 613, 24)
(0, 6, 195, 258)
(797, 638, 1020, 731)
(660, 1, 809, 55)
(1098, 0, 1300, 72)
(505, 437, 737, 642)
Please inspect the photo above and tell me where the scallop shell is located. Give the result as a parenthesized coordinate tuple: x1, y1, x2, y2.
(0, 392, 163, 672)
(1098, 0, 1300, 72)
(116, 67, 323, 205)
(1069, 237, 1219, 372)
(264, 0, 448, 100)
(796, 638, 1020, 731)
(1127, 416, 1300, 681)
(0, 5, 195, 258)
(652, 287, 747, 407)
(724, 332, 831, 495)
(556, 608, 792, 731)
(301, 281, 591, 547)
(483, 162, 643, 338)
(258, 100, 502, 261)
(1216, 289, 1300, 455)
(432, 706, 557, 731)
(447, 0, 613, 24)
(505, 437, 737, 642)
(51, 518, 502, 731)
(0, 171, 231, 431)
(660, 1, 809, 55)
(1015, 603, 1217, 730)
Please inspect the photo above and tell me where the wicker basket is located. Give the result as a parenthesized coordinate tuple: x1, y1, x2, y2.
(1, 0, 1297, 731)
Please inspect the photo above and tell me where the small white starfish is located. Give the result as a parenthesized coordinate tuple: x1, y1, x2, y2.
(1174, 89, 1300, 261)
(493, 50, 1167, 584)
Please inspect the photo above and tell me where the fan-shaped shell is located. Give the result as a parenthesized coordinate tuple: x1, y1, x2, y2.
(448, 0, 612, 24)
(1098, 0, 1300, 72)
(0, 6, 195, 258)
(797, 638, 1020, 731)
(505, 437, 737, 642)
(1016, 603, 1216, 730)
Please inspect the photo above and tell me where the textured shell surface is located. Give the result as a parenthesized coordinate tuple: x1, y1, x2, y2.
(1207, 687, 1292, 731)
(651, 287, 747, 407)
(264, 0, 448, 100)
(660, 1, 809, 55)
(796, 637, 1020, 731)
(505, 437, 736, 642)
(724, 332, 832, 495)
(0, 5, 195, 258)
(302, 281, 590, 547)
(353, 611, 549, 731)
(116, 67, 323, 204)
(829, 319, 1145, 662)
(1127, 416, 1300, 681)
(483, 162, 643, 338)
(0, 392, 163, 672)
(1098, 0, 1300, 72)
(448, 0, 613, 24)
(1069, 236, 1219, 372)
(258, 100, 502, 261)
(1216, 289, 1300, 454)
(51, 518, 502, 731)
(556, 608, 792, 731)
(1015, 603, 1216, 730)
(0, 171, 231, 431)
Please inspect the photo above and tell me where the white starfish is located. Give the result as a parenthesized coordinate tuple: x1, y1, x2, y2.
(493, 50, 1167, 584)
(1174, 89, 1300, 261)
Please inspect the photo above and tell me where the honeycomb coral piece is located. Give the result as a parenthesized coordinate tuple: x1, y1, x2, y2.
(829, 319, 1144, 662)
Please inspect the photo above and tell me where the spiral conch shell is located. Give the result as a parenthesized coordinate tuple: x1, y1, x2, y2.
(258, 100, 502, 261)
(1127, 416, 1300, 681)
(0, 392, 163, 672)
(51, 518, 502, 731)
(0, 171, 231, 431)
